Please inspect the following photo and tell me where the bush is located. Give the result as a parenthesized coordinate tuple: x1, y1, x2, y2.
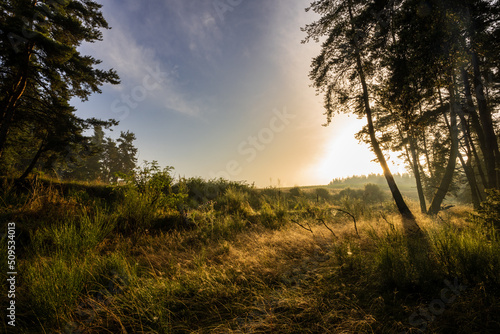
(184, 177, 250, 207)
(289, 186, 302, 197)
(315, 188, 331, 200)
(363, 183, 387, 203)
(475, 189, 500, 230)
(114, 188, 161, 233)
(113, 162, 188, 233)
(25, 253, 134, 324)
(217, 186, 254, 217)
(133, 161, 187, 209)
(185, 177, 224, 203)
(339, 195, 366, 219)
(336, 187, 363, 201)
(258, 202, 286, 229)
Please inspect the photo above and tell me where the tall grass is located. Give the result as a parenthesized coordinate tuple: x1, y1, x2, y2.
(2, 177, 500, 333)
(30, 208, 115, 257)
(430, 224, 500, 284)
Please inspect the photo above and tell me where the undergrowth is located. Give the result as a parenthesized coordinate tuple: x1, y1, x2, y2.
(1, 175, 499, 333)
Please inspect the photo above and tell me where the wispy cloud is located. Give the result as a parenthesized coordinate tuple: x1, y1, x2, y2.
(161, 0, 223, 65)
(78, 6, 213, 117)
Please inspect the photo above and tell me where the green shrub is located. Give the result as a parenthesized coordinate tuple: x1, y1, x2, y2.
(363, 183, 387, 203)
(257, 202, 287, 229)
(194, 214, 247, 241)
(184, 177, 250, 206)
(339, 195, 366, 220)
(217, 186, 254, 217)
(289, 186, 302, 197)
(25, 256, 89, 321)
(336, 187, 363, 201)
(374, 230, 415, 288)
(114, 188, 160, 233)
(475, 189, 500, 230)
(113, 162, 189, 233)
(185, 177, 224, 203)
(315, 187, 331, 200)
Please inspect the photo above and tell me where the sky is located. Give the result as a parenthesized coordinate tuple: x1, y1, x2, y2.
(73, 0, 406, 187)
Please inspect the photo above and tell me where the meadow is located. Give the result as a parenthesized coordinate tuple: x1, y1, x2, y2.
(1, 170, 499, 333)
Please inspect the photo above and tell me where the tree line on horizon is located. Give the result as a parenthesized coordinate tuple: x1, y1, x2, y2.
(303, 0, 499, 223)
(329, 173, 414, 185)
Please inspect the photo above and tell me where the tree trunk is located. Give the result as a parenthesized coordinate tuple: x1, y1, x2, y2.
(0, 44, 34, 158)
(418, 101, 434, 183)
(461, 67, 489, 190)
(0, 76, 29, 159)
(458, 72, 488, 189)
(428, 82, 459, 215)
(18, 140, 46, 181)
(347, 0, 419, 233)
(456, 105, 484, 205)
(471, 51, 500, 189)
(457, 151, 481, 209)
(409, 130, 427, 213)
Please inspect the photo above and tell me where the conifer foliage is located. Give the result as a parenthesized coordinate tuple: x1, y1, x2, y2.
(303, 0, 499, 215)
(0, 0, 120, 177)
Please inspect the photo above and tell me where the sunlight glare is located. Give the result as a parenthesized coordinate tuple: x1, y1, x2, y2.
(311, 115, 406, 185)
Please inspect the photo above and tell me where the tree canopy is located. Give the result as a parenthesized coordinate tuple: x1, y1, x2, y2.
(303, 0, 499, 216)
(0, 0, 120, 179)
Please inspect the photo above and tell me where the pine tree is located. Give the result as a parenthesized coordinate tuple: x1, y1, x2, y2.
(302, 0, 422, 233)
(0, 0, 119, 162)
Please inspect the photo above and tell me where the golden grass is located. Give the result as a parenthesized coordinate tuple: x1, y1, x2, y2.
(4, 176, 497, 334)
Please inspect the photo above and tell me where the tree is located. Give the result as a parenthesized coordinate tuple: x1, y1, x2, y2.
(59, 122, 117, 181)
(96, 131, 138, 183)
(461, 0, 500, 189)
(100, 137, 118, 182)
(83, 125, 106, 180)
(302, 0, 422, 234)
(117, 131, 138, 177)
(349, 0, 499, 213)
(0, 0, 119, 161)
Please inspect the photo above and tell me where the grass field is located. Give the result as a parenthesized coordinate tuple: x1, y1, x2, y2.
(1, 176, 499, 333)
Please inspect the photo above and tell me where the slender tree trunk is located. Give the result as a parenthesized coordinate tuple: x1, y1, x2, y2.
(428, 80, 459, 215)
(400, 119, 427, 214)
(461, 67, 489, 190)
(347, 0, 419, 232)
(0, 76, 29, 159)
(18, 140, 46, 181)
(471, 141, 487, 194)
(457, 71, 488, 188)
(456, 106, 484, 204)
(418, 102, 434, 181)
(471, 51, 500, 189)
(422, 130, 433, 180)
(0, 44, 34, 158)
(457, 151, 481, 209)
(462, 68, 487, 152)
(409, 130, 427, 213)
(465, 7, 498, 188)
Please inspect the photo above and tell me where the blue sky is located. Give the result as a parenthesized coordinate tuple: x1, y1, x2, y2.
(73, 0, 405, 187)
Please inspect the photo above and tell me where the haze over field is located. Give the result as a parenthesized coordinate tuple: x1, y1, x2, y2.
(73, 0, 400, 187)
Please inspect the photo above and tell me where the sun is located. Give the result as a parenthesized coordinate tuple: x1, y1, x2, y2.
(311, 115, 406, 185)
